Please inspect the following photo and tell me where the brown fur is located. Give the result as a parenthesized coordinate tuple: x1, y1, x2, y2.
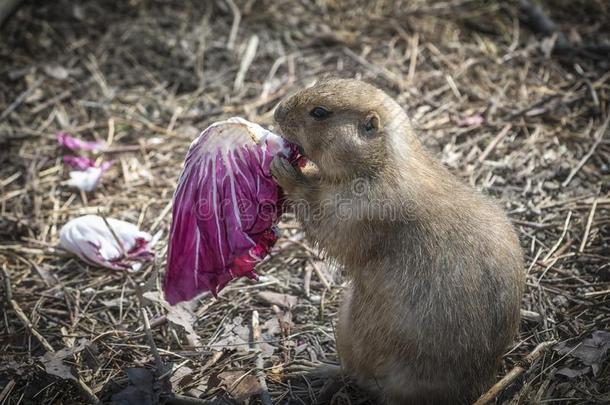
(271, 79, 525, 404)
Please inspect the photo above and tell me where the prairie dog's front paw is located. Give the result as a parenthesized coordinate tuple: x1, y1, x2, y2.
(271, 156, 302, 192)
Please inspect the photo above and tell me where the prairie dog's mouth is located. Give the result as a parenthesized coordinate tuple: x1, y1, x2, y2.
(274, 124, 311, 168)
(281, 137, 309, 168)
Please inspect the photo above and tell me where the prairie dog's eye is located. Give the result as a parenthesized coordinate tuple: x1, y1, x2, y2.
(362, 113, 381, 137)
(310, 106, 332, 120)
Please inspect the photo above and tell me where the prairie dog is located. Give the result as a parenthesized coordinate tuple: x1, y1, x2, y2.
(271, 78, 524, 404)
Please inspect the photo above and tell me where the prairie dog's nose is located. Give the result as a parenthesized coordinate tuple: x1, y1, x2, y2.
(274, 102, 288, 124)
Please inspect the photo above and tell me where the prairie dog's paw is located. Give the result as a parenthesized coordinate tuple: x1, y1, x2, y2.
(271, 156, 302, 192)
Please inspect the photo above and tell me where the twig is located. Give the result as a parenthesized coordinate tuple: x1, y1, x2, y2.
(10, 298, 54, 352)
(342, 47, 405, 90)
(286, 237, 323, 260)
(583, 289, 610, 298)
(150, 200, 172, 233)
(473, 340, 556, 405)
(0, 379, 16, 403)
(234, 35, 259, 92)
(251, 310, 272, 405)
(407, 33, 419, 83)
(542, 211, 572, 264)
(303, 266, 312, 297)
(579, 198, 598, 253)
(478, 124, 512, 163)
(308, 259, 332, 291)
(100, 214, 126, 257)
(562, 113, 610, 187)
(10, 298, 100, 403)
(0, 78, 43, 122)
(520, 309, 542, 323)
(504, 94, 560, 121)
(1, 264, 12, 302)
(140, 307, 164, 369)
(225, 0, 241, 51)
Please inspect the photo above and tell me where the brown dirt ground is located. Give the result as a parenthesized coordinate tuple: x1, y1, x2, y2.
(0, 0, 609, 404)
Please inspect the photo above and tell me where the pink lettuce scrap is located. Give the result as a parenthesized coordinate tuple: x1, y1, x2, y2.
(163, 117, 300, 304)
(57, 132, 105, 151)
(59, 215, 155, 271)
(57, 133, 112, 192)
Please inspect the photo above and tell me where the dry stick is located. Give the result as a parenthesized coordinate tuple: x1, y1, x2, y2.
(272, 304, 290, 337)
(477, 124, 512, 164)
(583, 288, 610, 298)
(579, 198, 598, 253)
(303, 266, 312, 297)
(150, 200, 172, 233)
(225, 0, 241, 51)
(234, 35, 259, 92)
(1, 264, 12, 302)
(140, 306, 165, 367)
(0, 78, 43, 122)
(113, 116, 186, 139)
(473, 340, 556, 405)
(10, 299, 54, 352)
(520, 309, 542, 323)
(10, 299, 100, 403)
(0, 379, 16, 403)
(308, 259, 332, 291)
(135, 280, 165, 370)
(342, 46, 405, 90)
(100, 214, 126, 257)
(562, 113, 610, 187)
(407, 33, 419, 83)
(542, 211, 572, 264)
(287, 237, 323, 260)
(251, 310, 272, 405)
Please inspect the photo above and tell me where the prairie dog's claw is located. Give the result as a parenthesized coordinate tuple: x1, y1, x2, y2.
(271, 156, 300, 191)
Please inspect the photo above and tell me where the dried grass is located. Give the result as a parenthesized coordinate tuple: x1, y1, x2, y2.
(0, 0, 608, 404)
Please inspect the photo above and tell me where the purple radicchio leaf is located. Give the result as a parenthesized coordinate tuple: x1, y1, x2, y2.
(163, 117, 300, 304)
(63, 155, 97, 170)
(57, 132, 105, 152)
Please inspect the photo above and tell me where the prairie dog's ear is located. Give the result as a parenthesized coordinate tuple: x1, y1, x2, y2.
(361, 112, 381, 137)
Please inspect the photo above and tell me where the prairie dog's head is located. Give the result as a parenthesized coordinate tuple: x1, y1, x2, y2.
(274, 78, 411, 180)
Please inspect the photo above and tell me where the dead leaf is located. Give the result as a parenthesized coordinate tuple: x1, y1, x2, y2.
(216, 371, 263, 402)
(41, 338, 90, 381)
(143, 291, 201, 346)
(257, 291, 297, 309)
(262, 317, 281, 336)
(166, 304, 201, 346)
(170, 366, 195, 389)
(556, 366, 591, 379)
(111, 368, 155, 405)
(213, 316, 250, 353)
(110, 365, 172, 405)
(555, 331, 610, 376)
